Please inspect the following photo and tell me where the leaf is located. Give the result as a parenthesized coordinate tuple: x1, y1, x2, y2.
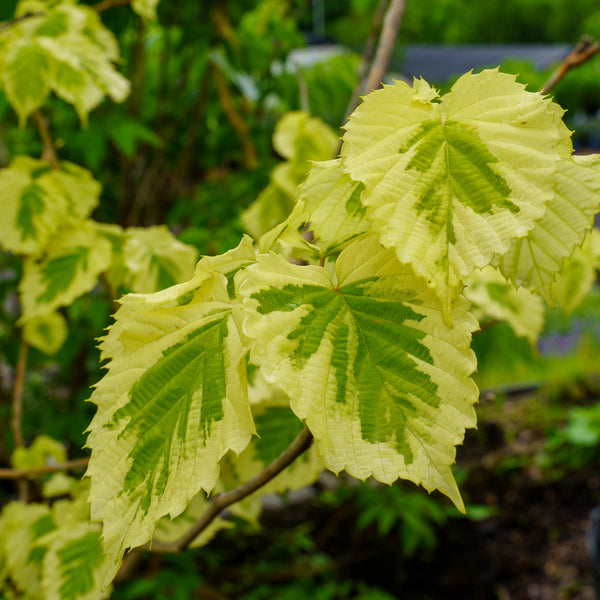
(242, 112, 338, 240)
(0, 157, 67, 255)
(224, 371, 325, 496)
(241, 182, 296, 241)
(132, 0, 160, 20)
(23, 311, 69, 355)
(91, 222, 126, 294)
(19, 223, 112, 321)
(261, 159, 371, 258)
(240, 235, 478, 509)
(464, 266, 545, 344)
(123, 226, 199, 293)
(1, 3, 130, 124)
(152, 492, 234, 549)
(86, 244, 256, 584)
(342, 70, 570, 317)
(551, 231, 598, 316)
(39, 524, 111, 600)
(0, 502, 56, 598)
(498, 154, 600, 304)
(11, 435, 67, 471)
(272, 111, 339, 164)
(1, 41, 52, 125)
(39, 161, 102, 222)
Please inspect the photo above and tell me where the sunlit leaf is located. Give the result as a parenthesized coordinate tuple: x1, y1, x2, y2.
(1, 41, 52, 125)
(0, 157, 66, 256)
(240, 235, 478, 509)
(86, 242, 257, 584)
(499, 154, 600, 304)
(551, 231, 598, 316)
(0, 502, 56, 598)
(19, 223, 112, 321)
(23, 311, 69, 355)
(123, 226, 199, 293)
(39, 524, 111, 600)
(342, 70, 570, 318)
(132, 0, 159, 20)
(465, 266, 544, 344)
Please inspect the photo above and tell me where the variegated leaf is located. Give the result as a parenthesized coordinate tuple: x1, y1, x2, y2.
(39, 524, 111, 600)
(261, 159, 370, 258)
(123, 226, 199, 293)
(1, 40, 52, 125)
(0, 502, 56, 598)
(240, 235, 478, 510)
(19, 223, 112, 321)
(0, 157, 67, 256)
(465, 266, 545, 344)
(342, 70, 570, 318)
(224, 371, 324, 496)
(551, 230, 598, 316)
(23, 311, 68, 355)
(86, 244, 257, 584)
(499, 154, 600, 304)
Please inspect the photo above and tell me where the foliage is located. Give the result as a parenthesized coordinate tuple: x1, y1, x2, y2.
(1, 1, 600, 599)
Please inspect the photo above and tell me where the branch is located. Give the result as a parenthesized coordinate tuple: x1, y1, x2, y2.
(211, 62, 258, 170)
(0, 457, 89, 479)
(10, 339, 28, 449)
(0, 11, 45, 32)
(541, 35, 600, 94)
(346, 0, 389, 118)
(93, 0, 132, 13)
(33, 110, 59, 169)
(364, 0, 408, 93)
(150, 425, 314, 553)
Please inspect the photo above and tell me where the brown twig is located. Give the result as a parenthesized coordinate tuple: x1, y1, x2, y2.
(10, 339, 28, 449)
(541, 35, 600, 94)
(211, 62, 258, 170)
(0, 11, 45, 32)
(0, 457, 89, 479)
(33, 109, 59, 169)
(346, 0, 389, 118)
(364, 0, 408, 93)
(150, 426, 314, 553)
(93, 0, 132, 13)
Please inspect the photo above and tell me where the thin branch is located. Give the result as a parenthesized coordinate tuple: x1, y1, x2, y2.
(541, 35, 600, 94)
(150, 426, 314, 553)
(10, 339, 28, 449)
(364, 0, 408, 93)
(93, 0, 132, 13)
(346, 0, 389, 118)
(33, 109, 59, 169)
(211, 62, 258, 170)
(0, 457, 89, 479)
(0, 11, 45, 32)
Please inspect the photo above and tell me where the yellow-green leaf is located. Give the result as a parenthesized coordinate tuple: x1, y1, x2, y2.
(19, 223, 112, 321)
(39, 523, 111, 600)
(499, 154, 600, 304)
(123, 226, 199, 293)
(551, 231, 598, 316)
(0, 157, 66, 256)
(240, 235, 478, 510)
(1, 41, 52, 125)
(132, 0, 159, 20)
(11, 435, 67, 471)
(342, 70, 570, 317)
(23, 312, 68, 355)
(465, 266, 545, 344)
(86, 245, 256, 584)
